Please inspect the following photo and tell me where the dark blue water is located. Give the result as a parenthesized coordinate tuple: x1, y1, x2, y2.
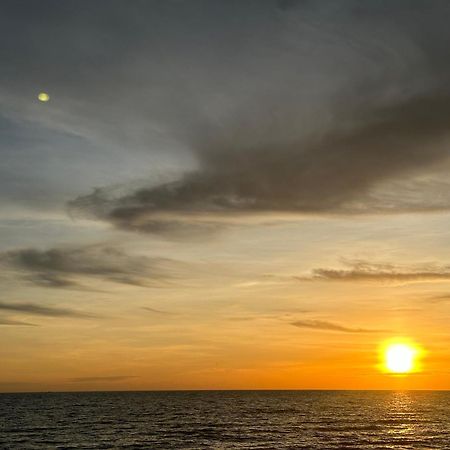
(1, 390, 449, 449)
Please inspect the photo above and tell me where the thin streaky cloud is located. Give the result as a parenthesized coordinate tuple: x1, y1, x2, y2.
(427, 294, 450, 303)
(0, 244, 179, 290)
(0, 301, 98, 319)
(0, 316, 37, 326)
(291, 320, 387, 334)
(70, 376, 137, 383)
(297, 261, 450, 284)
(142, 307, 176, 316)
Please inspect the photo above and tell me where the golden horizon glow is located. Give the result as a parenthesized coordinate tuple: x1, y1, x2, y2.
(38, 92, 50, 102)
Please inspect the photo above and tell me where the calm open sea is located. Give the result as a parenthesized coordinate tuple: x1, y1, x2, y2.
(0, 390, 449, 449)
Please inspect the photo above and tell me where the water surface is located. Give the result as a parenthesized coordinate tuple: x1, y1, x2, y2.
(1, 390, 449, 449)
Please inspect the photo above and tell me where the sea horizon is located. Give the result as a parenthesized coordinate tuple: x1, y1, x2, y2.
(2, 388, 450, 395)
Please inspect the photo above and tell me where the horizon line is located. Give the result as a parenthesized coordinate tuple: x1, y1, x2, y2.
(1, 388, 449, 395)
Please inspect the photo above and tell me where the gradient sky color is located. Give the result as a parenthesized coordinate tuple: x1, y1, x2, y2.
(1, 0, 450, 392)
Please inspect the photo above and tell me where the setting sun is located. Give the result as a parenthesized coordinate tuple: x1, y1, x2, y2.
(382, 341, 421, 374)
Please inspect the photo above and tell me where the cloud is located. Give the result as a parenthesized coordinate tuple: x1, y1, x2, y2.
(291, 319, 386, 333)
(70, 375, 136, 383)
(300, 260, 450, 284)
(142, 307, 176, 316)
(69, 91, 450, 235)
(0, 301, 97, 319)
(227, 309, 310, 322)
(0, 244, 178, 290)
(0, 317, 37, 326)
(0, 382, 41, 390)
(1, 1, 450, 233)
(427, 294, 450, 303)
(64, 1, 450, 236)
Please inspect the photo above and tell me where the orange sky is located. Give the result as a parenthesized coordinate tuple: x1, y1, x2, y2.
(2, 215, 450, 392)
(1, 1, 450, 392)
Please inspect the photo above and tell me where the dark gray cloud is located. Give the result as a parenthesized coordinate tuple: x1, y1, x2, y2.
(70, 91, 450, 235)
(300, 261, 450, 284)
(291, 319, 386, 333)
(1, 1, 450, 232)
(63, 1, 450, 235)
(1, 244, 177, 289)
(70, 375, 136, 383)
(0, 301, 97, 318)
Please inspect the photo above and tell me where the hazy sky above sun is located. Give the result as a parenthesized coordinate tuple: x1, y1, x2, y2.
(1, 0, 450, 392)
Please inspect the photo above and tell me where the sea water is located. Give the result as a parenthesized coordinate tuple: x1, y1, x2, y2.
(1, 390, 449, 449)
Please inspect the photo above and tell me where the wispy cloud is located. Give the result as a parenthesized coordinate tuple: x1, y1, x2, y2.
(0, 316, 37, 326)
(299, 260, 450, 284)
(70, 375, 137, 383)
(142, 307, 176, 316)
(291, 319, 386, 333)
(0, 301, 97, 319)
(427, 293, 450, 303)
(1, 244, 179, 290)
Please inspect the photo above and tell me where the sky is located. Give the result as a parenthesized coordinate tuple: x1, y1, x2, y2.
(1, 0, 450, 392)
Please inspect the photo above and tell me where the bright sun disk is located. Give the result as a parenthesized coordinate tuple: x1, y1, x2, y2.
(384, 343, 418, 374)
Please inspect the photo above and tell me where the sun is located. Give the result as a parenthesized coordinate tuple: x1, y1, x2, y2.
(385, 344, 416, 373)
(381, 340, 421, 374)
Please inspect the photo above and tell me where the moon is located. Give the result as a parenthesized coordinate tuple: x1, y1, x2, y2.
(38, 92, 50, 102)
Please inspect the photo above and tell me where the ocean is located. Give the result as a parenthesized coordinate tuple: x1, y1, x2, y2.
(1, 390, 449, 449)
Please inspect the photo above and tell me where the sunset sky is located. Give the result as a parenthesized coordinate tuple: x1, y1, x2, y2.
(1, 0, 450, 392)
